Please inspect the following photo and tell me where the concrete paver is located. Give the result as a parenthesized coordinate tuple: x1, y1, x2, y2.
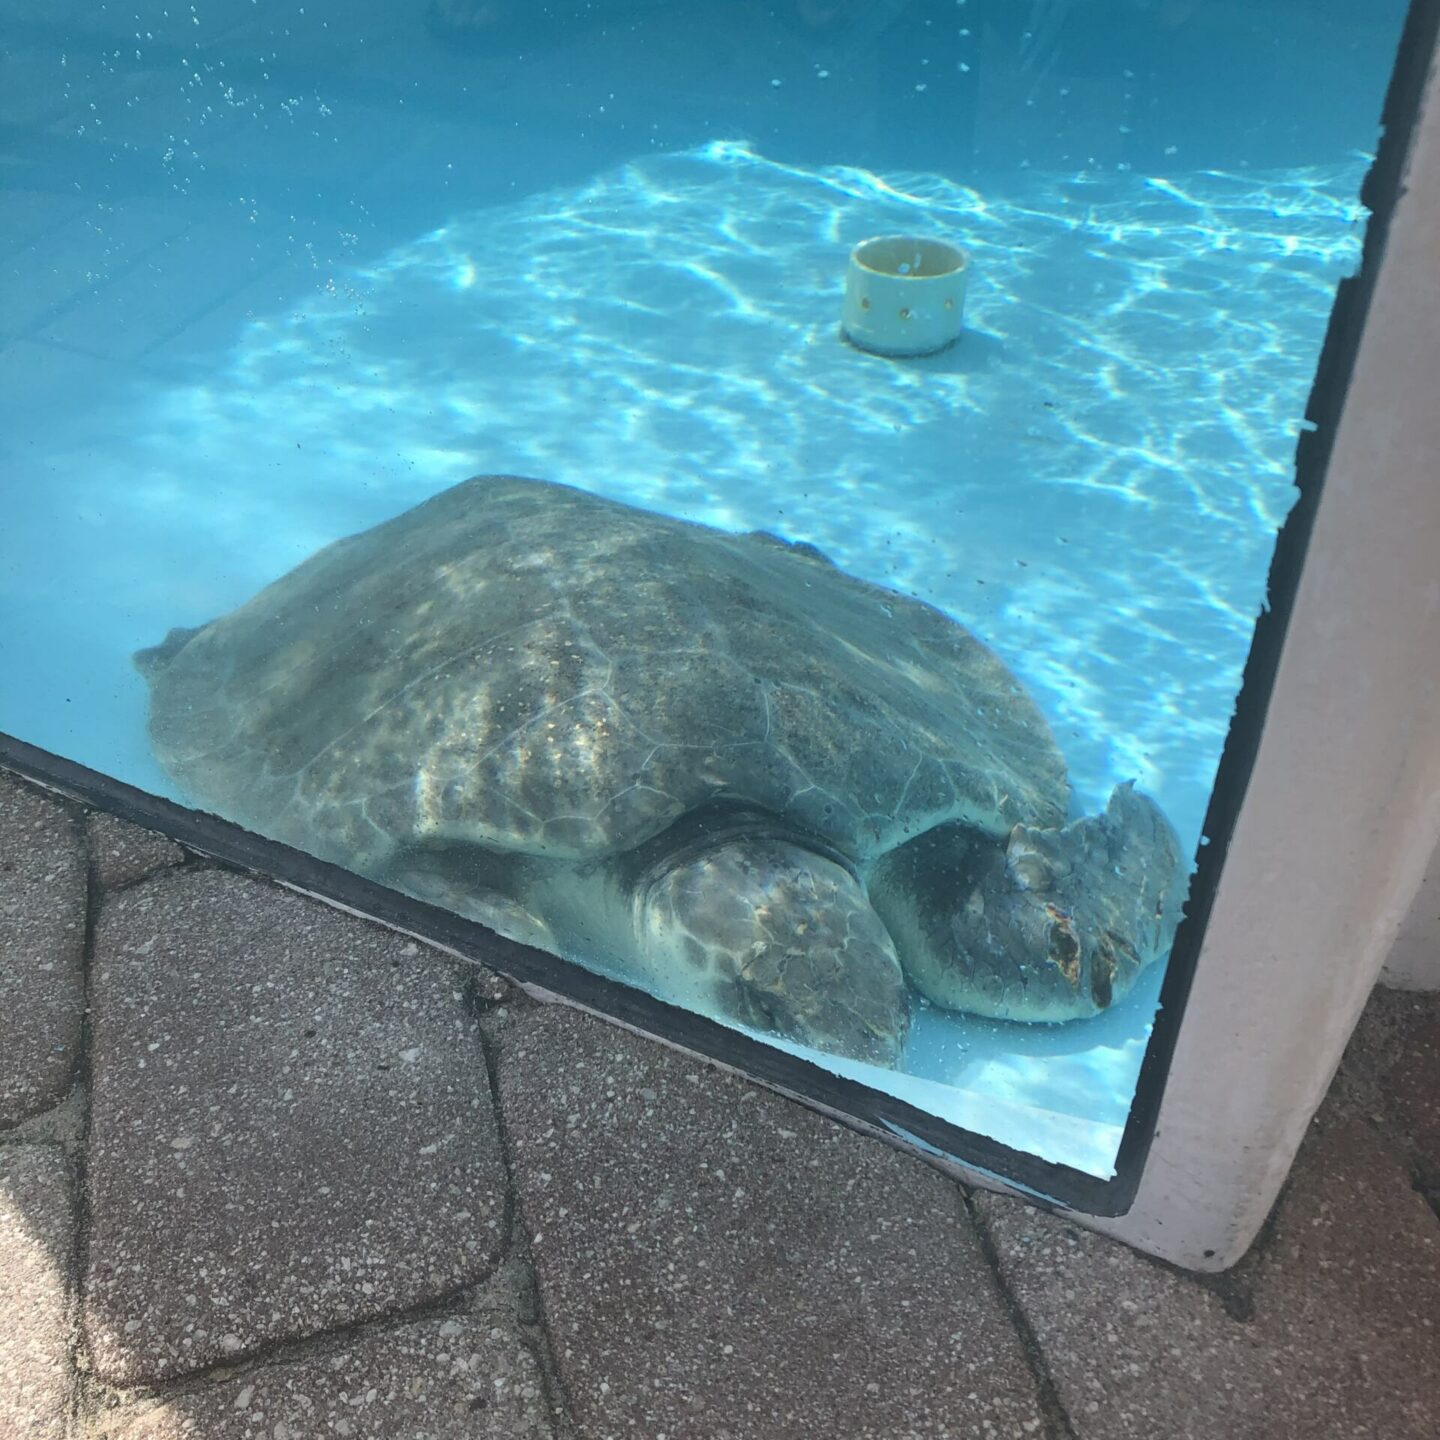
(95, 1312, 554, 1440)
(497, 1006, 1047, 1440)
(84, 866, 509, 1384)
(0, 764, 1437, 1439)
(1339, 986, 1440, 1199)
(979, 1110, 1440, 1440)
(1256, 1114, 1439, 1433)
(85, 810, 186, 891)
(0, 773, 85, 1129)
(0, 1145, 75, 1440)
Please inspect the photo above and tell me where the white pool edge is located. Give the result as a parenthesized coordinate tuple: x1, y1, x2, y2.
(1058, 35, 1440, 1270)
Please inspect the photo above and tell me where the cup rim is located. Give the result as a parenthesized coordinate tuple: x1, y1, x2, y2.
(850, 235, 969, 280)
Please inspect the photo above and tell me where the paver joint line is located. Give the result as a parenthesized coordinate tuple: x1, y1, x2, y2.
(78, 1281, 477, 1400)
(67, 805, 104, 1439)
(0, 774, 87, 1131)
(962, 1188, 1079, 1440)
(474, 1006, 578, 1437)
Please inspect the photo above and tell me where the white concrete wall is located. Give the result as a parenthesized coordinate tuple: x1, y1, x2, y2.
(1075, 37, 1440, 1269)
(1384, 837, 1440, 989)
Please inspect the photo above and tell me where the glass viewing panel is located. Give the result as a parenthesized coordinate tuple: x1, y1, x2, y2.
(0, 0, 1413, 1183)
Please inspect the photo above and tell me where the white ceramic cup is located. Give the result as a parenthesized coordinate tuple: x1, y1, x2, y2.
(841, 235, 970, 358)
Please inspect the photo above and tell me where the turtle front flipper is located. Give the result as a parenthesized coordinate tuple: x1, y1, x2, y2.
(633, 833, 911, 1068)
(870, 782, 1188, 1022)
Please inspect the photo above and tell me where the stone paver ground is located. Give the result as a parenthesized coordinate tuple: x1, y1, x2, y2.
(85, 868, 508, 1384)
(0, 777, 85, 1129)
(1, 768, 1437, 1439)
(0, 1145, 74, 1440)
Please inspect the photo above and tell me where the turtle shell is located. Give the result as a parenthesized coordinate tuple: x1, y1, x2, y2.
(137, 476, 1068, 872)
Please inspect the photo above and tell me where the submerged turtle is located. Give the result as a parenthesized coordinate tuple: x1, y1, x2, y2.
(136, 476, 1186, 1067)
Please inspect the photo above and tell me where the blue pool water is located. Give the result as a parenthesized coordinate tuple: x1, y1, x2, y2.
(0, 0, 1410, 1177)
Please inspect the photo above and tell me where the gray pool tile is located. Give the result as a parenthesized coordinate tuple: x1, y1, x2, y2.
(34, 221, 282, 362)
(1, 1, 172, 41)
(497, 1006, 1046, 1440)
(0, 1146, 75, 1440)
(195, 96, 423, 187)
(0, 187, 90, 264)
(0, 46, 74, 130)
(2, 201, 192, 337)
(0, 339, 136, 443)
(137, 259, 331, 370)
(979, 1111, 1440, 1439)
(84, 867, 508, 1384)
(0, 773, 85, 1130)
(86, 811, 186, 891)
(205, 0, 415, 66)
(95, 1311, 553, 1440)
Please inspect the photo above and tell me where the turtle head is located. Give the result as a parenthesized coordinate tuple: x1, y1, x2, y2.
(132, 623, 206, 682)
(871, 783, 1188, 1022)
(979, 782, 1188, 1019)
(635, 832, 910, 1068)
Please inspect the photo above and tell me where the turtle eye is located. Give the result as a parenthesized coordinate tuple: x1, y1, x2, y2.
(1006, 830, 1053, 891)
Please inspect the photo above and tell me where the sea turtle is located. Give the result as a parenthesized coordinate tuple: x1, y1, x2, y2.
(135, 475, 1186, 1068)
